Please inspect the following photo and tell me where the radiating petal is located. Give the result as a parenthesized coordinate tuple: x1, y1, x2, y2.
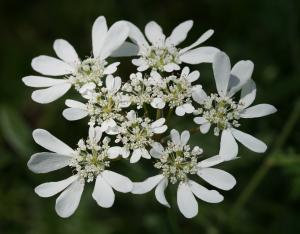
(194, 117, 208, 125)
(183, 103, 195, 113)
(198, 168, 236, 191)
(28, 152, 72, 173)
(92, 16, 108, 58)
(151, 98, 165, 109)
(227, 60, 254, 97)
(63, 108, 88, 121)
(123, 21, 149, 48)
(103, 62, 120, 75)
(197, 155, 224, 168)
(186, 70, 200, 83)
(200, 123, 211, 134)
(92, 175, 115, 208)
(150, 142, 164, 158)
(31, 55, 74, 76)
(166, 20, 193, 46)
(131, 174, 164, 194)
(181, 130, 190, 146)
(105, 75, 121, 93)
(180, 47, 219, 64)
(177, 182, 198, 218)
(212, 51, 231, 97)
(231, 128, 267, 153)
(102, 170, 133, 193)
(130, 149, 142, 163)
(55, 179, 84, 218)
(35, 175, 78, 197)
(240, 104, 277, 118)
(99, 21, 129, 60)
(145, 21, 165, 46)
(189, 180, 223, 203)
(219, 129, 238, 160)
(163, 63, 180, 72)
(22, 76, 67, 88)
(107, 146, 123, 159)
(175, 106, 185, 116)
(155, 178, 170, 207)
(170, 129, 181, 145)
(180, 29, 214, 54)
(110, 42, 139, 57)
(32, 83, 71, 104)
(239, 79, 256, 108)
(192, 85, 207, 104)
(32, 129, 74, 155)
(141, 148, 151, 159)
(53, 39, 79, 65)
(65, 99, 86, 109)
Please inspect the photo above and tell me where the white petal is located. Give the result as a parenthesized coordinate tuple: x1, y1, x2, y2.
(32, 129, 74, 155)
(92, 16, 108, 58)
(141, 148, 151, 159)
(99, 21, 129, 60)
(219, 129, 238, 160)
(119, 95, 131, 107)
(180, 29, 214, 54)
(35, 175, 78, 197)
(180, 46, 219, 64)
(183, 103, 195, 113)
(88, 125, 102, 144)
(103, 62, 120, 75)
(153, 125, 167, 136)
(102, 170, 133, 193)
(155, 178, 170, 207)
(239, 79, 256, 108)
(130, 149, 142, 163)
(181, 66, 190, 77)
(65, 99, 86, 109)
(55, 179, 84, 218)
(192, 85, 207, 104)
(170, 129, 181, 145)
(31, 55, 74, 76)
(107, 146, 123, 159)
(131, 174, 164, 194)
(200, 123, 211, 134)
(194, 117, 208, 125)
(150, 142, 164, 158)
(27, 152, 72, 173)
(240, 104, 277, 118)
(126, 110, 136, 120)
(106, 75, 121, 93)
(63, 108, 88, 121)
(189, 180, 223, 203)
(32, 83, 71, 104)
(181, 130, 190, 146)
(177, 182, 198, 218)
(22, 76, 67, 88)
(53, 39, 79, 65)
(145, 21, 165, 46)
(92, 175, 115, 208)
(212, 51, 231, 97)
(151, 98, 165, 109)
(151, 118, 165, 128)
(166, 20, 193, 46)
(227, 60, 254, 97)
(110, 41, 139, 57)
(186, 70, 200, 83)
(123, 21, 149, 48)
(198, 168, 236, 191)
(175, 106, 185, 116)
(163, 63, 180, 72)
(198, 155, 224, 168)
(231, 128, 267, 153)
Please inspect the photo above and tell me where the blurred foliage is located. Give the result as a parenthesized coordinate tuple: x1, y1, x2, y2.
(0, 0, 300, 233)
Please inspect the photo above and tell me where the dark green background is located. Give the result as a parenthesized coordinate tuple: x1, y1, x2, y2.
(1, 0, 300, 233)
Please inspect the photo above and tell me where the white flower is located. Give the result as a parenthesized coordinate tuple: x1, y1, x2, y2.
(193, 51, 277, 161)
(22, 16, 131, 104)
(27, 126, 133, 218)
(62, 75, 131, 134)
(132, 129, 236, 218)
(115, 110, 167, 163)
(149, 66, 200, 116)
(124, 20, 219, 72)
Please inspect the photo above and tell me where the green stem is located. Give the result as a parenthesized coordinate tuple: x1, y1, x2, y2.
(230, 98, 300, 218)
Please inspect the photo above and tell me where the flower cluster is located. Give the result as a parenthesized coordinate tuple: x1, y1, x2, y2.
(23, 16, 277, 219)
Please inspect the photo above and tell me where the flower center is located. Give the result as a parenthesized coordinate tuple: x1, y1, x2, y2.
(69, 57, 107, 90)
(69, 137, 111, 182)
(199, 94, 241, 135)
(86, 92, 125, 125)
(144, 45, 180, 71)
(154, 142, 202, 184)
(116, 117, 154, 150)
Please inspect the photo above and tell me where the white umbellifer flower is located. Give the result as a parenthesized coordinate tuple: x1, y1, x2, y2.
(27, 126, 133, 218)
(193, 51, 277, 162)
(132, 129, 236, 218)
(22, 16, 137, 104)
(115, 110, 168, 163)
(149, 66, 201, 116)
(123, 20, 219, 72)
(62, 75, 131, 134)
